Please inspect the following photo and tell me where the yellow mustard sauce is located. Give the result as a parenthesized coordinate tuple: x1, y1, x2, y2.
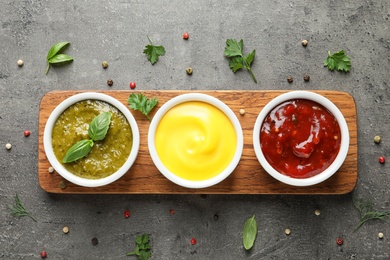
(52, 100, 133, 179)
(155, 101, 237, 181)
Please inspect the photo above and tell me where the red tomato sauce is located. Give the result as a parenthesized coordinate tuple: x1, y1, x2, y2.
(260, 99, 341, 178)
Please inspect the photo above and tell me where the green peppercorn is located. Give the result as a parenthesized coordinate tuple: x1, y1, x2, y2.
(374, 135, 381, 144)
(102, 61, 108, 69)
(186, 67, 193, 75)
(59, 181, 67, 189)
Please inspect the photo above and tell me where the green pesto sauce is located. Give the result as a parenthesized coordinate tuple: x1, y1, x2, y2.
(52, 100, 133, 179)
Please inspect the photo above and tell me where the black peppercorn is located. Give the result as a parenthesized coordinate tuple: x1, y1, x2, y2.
(303, 75, 310, 82)
(107, 79, 113, 86)
(287, 76, 293, 83)
(92, 237, 98, 245)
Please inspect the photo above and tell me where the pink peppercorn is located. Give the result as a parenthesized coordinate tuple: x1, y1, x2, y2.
(379, 156, 385, 164)
(169, 209, 175, 215)
(190, 238, 197, 245)
(24, 130, 30, 137)
(40, 251, 47, 258)
(124, 210, 131, 218)
(336, 237, 343, 245)
(129, 82, 136, 89)
(183, 32, 189, 40)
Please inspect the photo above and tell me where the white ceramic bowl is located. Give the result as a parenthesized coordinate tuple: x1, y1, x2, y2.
(44, 92, 140, 187)
(253, 91, 349, 186)
(148, 93, 244, 188)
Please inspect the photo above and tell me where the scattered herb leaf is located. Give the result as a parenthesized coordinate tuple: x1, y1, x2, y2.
(126, 233, 151, 260)
(10, 194, 36, 222)
(243, 215, 257, 250)
(46, 42, 74, 75)
(224, 39, 257, 83)
(143, 36, 165, 65)
(324, 50, 351, 72)
(63, 112, 111, 163)
(128, 93, 158, 121)
(353, 199, 390, 231)
(88, 112, 112, 141)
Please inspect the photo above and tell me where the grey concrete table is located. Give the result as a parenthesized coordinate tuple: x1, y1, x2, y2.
(1, 1, 389, 259)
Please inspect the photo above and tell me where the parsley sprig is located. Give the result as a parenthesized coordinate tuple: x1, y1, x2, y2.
(143, 36, 165, 65)
(128, 93, 158, 121)
(126, 233, 151, 260)
(10, 194, 36, 222)
(224, 39, 257, 83)
(353, 199, 390, 231)
(324, 50, 351, 72)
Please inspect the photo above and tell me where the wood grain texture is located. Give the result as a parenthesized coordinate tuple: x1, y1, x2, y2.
(38, 90, 358, 194)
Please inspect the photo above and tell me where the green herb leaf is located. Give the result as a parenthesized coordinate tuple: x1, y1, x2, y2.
(224, 39, 257, 83)
(324, 50, 351, 72)
(10, 194, 36, 222)
(48, 54, 74, 64)
(126, 233, 151, 259)
(88, 112, 112, 141)
(47, 42, 70, 60)
(143, 35, 165, 65)
(243, 215, 257, 250)
(353, 199, 390, 231)
(63, 139, 94, 163)
(46, 41, 74, 75)
(128, 93, 158, 121)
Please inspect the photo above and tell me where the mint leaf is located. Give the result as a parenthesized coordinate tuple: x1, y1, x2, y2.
(324, 50, 351, 72)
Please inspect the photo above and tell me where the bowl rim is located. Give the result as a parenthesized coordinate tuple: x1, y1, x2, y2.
(252, 90, 350, 186)
(43, 92, 140, 187)
(148, 93, 244, 189)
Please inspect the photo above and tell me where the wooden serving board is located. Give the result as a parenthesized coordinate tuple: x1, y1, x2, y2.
(38, 90, 358, 194)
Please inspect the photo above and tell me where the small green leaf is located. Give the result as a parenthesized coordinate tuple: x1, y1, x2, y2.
(324, 50, 351, 72)
(243, 215, 258, 250)
(48, 54, 74, 64)
(224, 39, 243, 57)
(63, 139, 94, 163)
(229, 57, 244, 73)
(143, 36, 165, 65)
(47, 42, 70, 60)
(244, 50, 256, 67)
(128, 93, 158, 121)
(88, 112, 112, 141)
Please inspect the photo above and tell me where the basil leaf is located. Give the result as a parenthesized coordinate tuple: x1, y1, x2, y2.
(243, 215, 258, 250)
(48, 54, 74, 64)
(63, 139, 94, 163)
(88, 112, 112, 141)
(47, 42, 70, 60)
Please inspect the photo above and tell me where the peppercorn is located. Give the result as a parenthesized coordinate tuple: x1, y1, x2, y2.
(63, 226, 69, 234)
(48, 166, 54, 173)
(239, 109, 245, 115)
(186, 67, 193, 75)
(374, 135, 381, 144)
(379, 156, 385, 164)
(301, 39, 308, 47)
(378, 232, 384, 239)
(169, 209, 175, 215)
(24, 130, 30, 137)
(287, 76, 293, 83)
(190, 238, 197, 245)
(5, 143, 12, 150)
(91, 237, 99, 245)
(124, 210, 131, 218)
(213, 214, 219, 221)
(314, 209, 321, 216)
(102, 61, 108, 69)
(183, 32, 189, 40)
(17, 59, 24, 67)
(285, 229, 291, 235)
(107, 79, 113, 87)
(40, 251, 47, 258)
(59, 181, 67, 189)
(336, 237, 343, 245)
(129, 81, 136, 89)
(303, 75, 310, 82)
